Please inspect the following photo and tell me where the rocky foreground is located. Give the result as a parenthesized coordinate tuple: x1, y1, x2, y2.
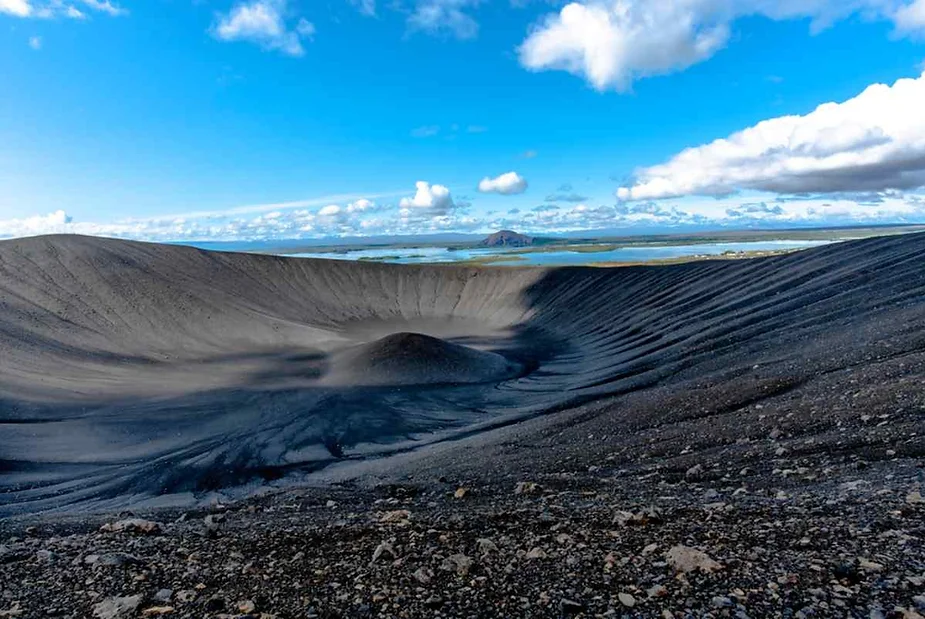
(2, 455, 924, 619)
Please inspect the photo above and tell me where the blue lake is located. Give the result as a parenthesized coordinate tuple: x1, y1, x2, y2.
(287, 240, 834, 266)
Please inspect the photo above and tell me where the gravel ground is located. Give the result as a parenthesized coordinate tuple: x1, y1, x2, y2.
(3, 450, 924, 619)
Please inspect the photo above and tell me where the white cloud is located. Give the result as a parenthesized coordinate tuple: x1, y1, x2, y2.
(4, 189, 925, 242)
(408, 0, 479, 39)
(213, 0, 313, 57)
(477, 171, 528, 195)
(500, 191, 925, 233)
(0, 192, 405, 242)
(1, 0, 31, 17)
(520, 1, 728, 91)
(146, 191, 400, 221)
(896, 0, 925, 32)
(618, 71, 925, 200)
(346, 198, 376, 213)
(78, 0, 124, 16)
(399, 181, 456, 218)
(28, 35, 41, 49)
(318, 204, 342, 217)
(519, 0, 925, 91)
(2, 0, 125, 19)
(0, 210, 72, 237)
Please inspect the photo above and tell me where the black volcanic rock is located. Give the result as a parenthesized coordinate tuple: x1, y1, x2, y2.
(478, 230, 534, 247)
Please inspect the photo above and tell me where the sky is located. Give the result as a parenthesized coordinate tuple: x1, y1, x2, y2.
(2, 0, 925, 241)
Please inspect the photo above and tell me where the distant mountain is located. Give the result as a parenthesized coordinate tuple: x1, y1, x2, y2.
(479, 230, 535, 247)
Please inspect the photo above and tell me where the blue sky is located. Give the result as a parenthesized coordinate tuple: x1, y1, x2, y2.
(2, 0, 925, 241)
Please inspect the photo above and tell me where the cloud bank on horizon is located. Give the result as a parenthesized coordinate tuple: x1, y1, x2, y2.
(4, 181, 925, 242)
(3, 0, 925, 241)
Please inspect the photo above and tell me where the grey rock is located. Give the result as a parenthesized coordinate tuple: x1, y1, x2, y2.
(99, 518, 162, 535)
(412, 567, 433, 584)
(686, 464, 704, 478)
(440, 553, 474, 575)
(665, 545, 722, 573)
(153, 589, 173, 603)
(95, 552, 143, 567)
(371, 541, 395, 563)
(93, 595, 143, 619)
(713, 596, 733, 608)
(35, 549, 57, 562)
(476, 537, 498, 556)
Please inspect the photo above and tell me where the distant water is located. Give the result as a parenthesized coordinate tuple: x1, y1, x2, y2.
(284, 240, 834, 266)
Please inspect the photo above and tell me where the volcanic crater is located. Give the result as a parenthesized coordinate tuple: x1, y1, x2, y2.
(2, 232, 925, 515)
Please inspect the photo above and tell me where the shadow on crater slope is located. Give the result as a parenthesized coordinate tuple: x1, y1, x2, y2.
(2, 232, 925, 515)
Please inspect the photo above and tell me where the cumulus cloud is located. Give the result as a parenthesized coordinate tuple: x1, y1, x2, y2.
(519, 1, 727, 91)
(1, 0, 125, 18)
(0, 210, 73, 237)
(617, 71, 925, 200)
(408, 0, 480, 39)
(213, 0, 314, 57)
(519, 0, 925, 91)
(310, 199, 384, 232)
(346, 198, 377, 213)
(318, 204, 342, 217)
(399, 181, 456, 219)
(1, 0, 31, 16)
(29, 35, 41, 49)
(477, 171, 528, 195)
